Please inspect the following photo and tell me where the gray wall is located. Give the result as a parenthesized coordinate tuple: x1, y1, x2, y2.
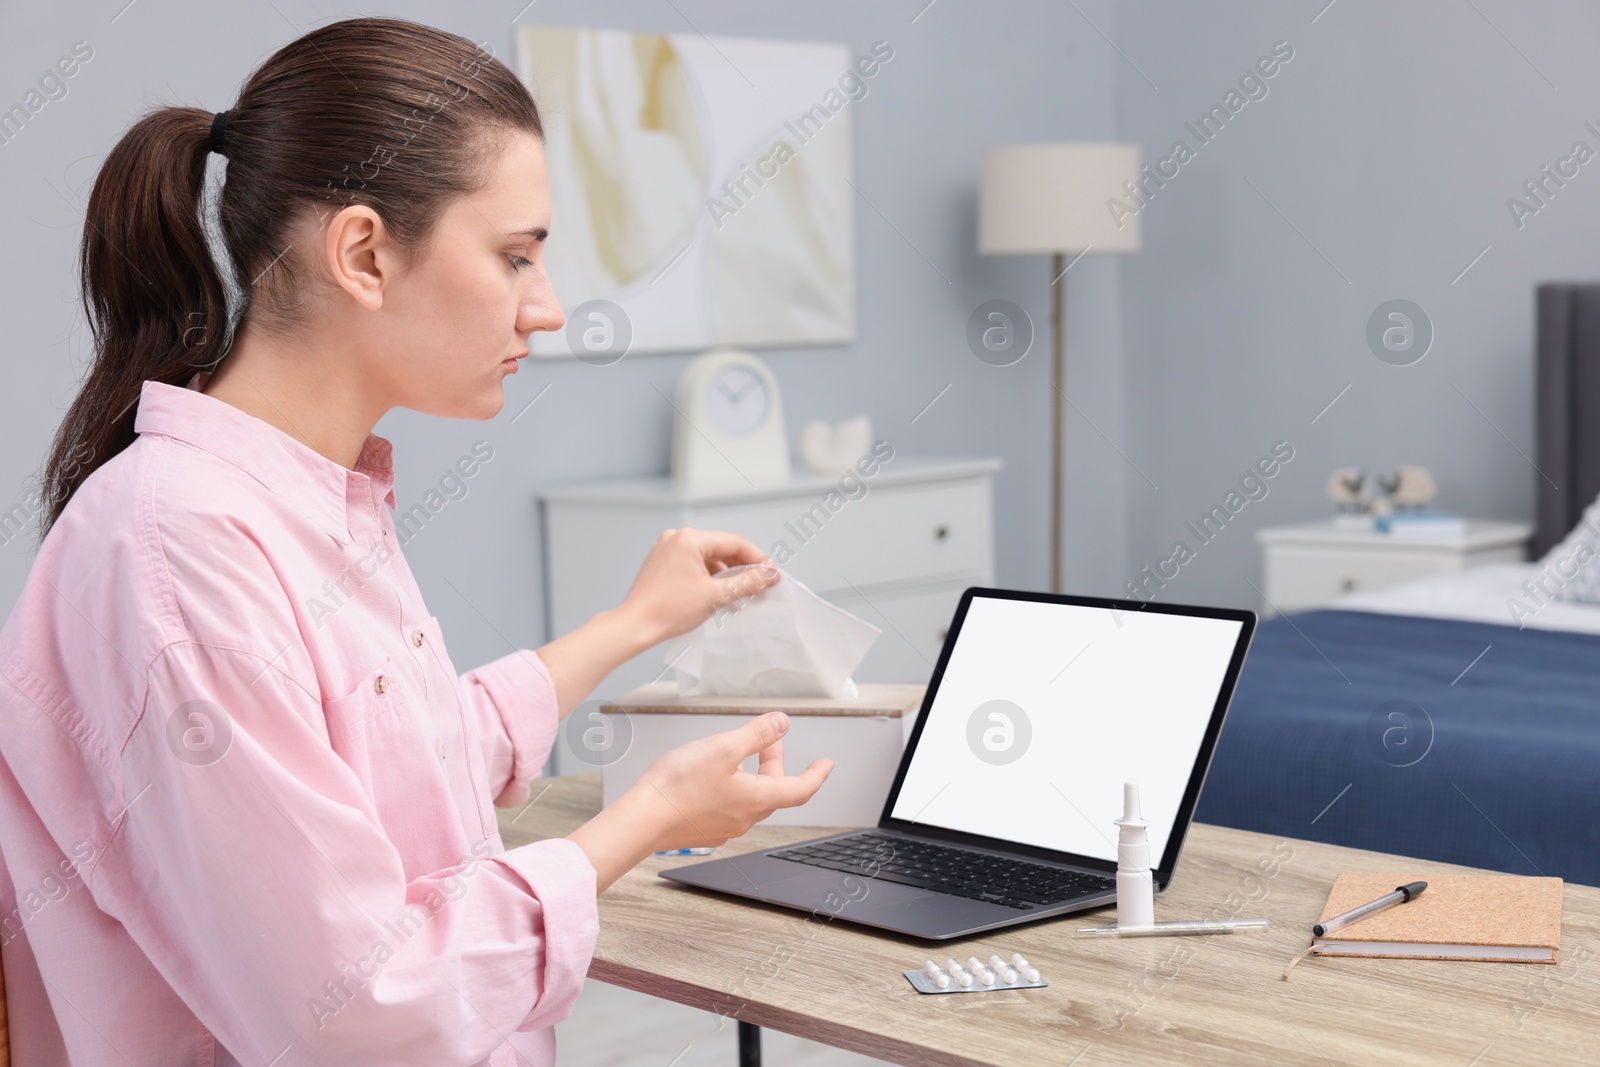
(0, 1, 1124, 666)
(6, 0, 1586, 665)
(1115, 0, 1599, 608)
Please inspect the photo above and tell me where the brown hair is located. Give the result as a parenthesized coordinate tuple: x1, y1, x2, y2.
(37, 16, 542, 538)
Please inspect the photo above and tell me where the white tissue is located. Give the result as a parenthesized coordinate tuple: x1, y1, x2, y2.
(660, 563, 881, 698)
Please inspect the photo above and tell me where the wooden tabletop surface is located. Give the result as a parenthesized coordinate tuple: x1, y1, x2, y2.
(603, 682, 927, 718)
(499, 773, 1600, 1066)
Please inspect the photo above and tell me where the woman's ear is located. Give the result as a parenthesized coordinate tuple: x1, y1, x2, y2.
(322, 204, 391, 311)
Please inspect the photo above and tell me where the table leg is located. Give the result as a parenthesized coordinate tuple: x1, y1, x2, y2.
(737, 1020, 761, 1067)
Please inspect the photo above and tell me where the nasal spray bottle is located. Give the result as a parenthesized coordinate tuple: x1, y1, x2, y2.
(1079, 779, 1269, 938)
(1114, 779, 1154, 928)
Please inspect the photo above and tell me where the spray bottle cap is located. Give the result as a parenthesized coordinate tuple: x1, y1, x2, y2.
(1116, 779, 1146, 828)
(1114, 778, 1151, 878)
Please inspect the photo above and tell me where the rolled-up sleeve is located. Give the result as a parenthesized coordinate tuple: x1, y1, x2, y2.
(105, 640, 598, 1066)
(461, 649, 562, 809)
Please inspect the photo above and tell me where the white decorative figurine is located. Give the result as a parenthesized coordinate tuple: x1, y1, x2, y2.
(1379, 465, 1437, 509)
(798, 415, 873, 475)
(1326, 467, 1373, 529)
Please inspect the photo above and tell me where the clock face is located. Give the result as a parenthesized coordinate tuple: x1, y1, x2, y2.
(704, 366, 769, 436)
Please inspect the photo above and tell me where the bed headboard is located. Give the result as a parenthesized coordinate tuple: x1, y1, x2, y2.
(1535, 283, 1600, 557)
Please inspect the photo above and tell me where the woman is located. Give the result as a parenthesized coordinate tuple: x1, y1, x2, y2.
(0, 17, 831, 1066)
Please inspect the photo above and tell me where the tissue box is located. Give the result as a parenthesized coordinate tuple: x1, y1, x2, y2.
(599, 682, 927, 827)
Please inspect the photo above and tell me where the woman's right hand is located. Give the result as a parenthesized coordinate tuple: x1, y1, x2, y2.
(567, 712, 833, 892)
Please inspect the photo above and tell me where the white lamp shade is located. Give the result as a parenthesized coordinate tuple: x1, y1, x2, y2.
(980, 142, 1142, 255)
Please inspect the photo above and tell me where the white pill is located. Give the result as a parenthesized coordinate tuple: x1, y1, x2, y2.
(922, 960, 950, 989)
(967, 956, 996, 986)
(1009, 952, 1041, 983)
(946, 957, 973, 987)
(989, 954, 1020, 984)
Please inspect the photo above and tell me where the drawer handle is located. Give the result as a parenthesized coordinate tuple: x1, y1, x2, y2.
(933, 524, 950, 541)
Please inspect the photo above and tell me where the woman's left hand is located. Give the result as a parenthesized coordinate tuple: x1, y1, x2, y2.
(617, 527, 780, 646)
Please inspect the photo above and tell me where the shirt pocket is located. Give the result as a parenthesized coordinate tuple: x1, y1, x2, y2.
(323, 664, 409, 744)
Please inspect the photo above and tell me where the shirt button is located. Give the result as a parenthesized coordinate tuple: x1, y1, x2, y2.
(411, 628, 425, 647)
(436, 740, 446, 760)
(374, 674, 388, 694)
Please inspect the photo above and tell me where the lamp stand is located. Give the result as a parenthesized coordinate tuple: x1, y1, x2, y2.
(1049, 252, 1065, 594)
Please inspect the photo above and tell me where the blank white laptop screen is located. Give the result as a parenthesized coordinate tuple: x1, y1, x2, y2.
(888, 596, 1244, 864)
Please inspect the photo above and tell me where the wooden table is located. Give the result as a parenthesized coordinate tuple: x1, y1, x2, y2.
(499, 774, 1600, 1066)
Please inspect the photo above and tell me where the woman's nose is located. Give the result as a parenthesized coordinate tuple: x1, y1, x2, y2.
(519, 284, 564, 335)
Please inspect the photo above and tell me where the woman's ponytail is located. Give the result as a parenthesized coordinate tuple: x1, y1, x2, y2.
(40, 105, 230, 538)
(37, 17, 544, 543)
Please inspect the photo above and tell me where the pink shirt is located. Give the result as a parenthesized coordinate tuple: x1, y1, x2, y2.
(0, 372, 598, 1066)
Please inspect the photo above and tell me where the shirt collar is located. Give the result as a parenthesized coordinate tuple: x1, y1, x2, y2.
(132, 371, 397, 547)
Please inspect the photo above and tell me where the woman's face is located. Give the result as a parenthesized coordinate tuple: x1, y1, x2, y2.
(372, 129, 564, 420)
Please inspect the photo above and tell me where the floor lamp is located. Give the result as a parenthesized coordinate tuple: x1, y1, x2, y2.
(979, 143, 1142, 593)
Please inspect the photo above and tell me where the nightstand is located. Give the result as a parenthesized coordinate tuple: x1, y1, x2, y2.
(1254, 519, 1533, 615)
(540, 458, 1001, 771)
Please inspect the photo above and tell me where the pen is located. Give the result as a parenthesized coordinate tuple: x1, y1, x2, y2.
(654, 847, 715, 856)
(1076, 918, 1269, 937)
(1313, 881, 1427, 937)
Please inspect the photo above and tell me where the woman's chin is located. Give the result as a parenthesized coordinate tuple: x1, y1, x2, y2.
(483, 381, 518, 419)
(469, 390, 505, 421)
(406, 388, 504, 421)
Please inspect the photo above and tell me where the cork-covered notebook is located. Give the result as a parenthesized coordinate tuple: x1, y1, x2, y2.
(1312, 872, 1562, 963)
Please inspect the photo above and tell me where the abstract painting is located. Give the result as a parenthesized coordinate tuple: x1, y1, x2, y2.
(514, 24, 857, 356)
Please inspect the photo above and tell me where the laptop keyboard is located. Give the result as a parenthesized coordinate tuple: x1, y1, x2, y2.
(769, 831, 1114, 910)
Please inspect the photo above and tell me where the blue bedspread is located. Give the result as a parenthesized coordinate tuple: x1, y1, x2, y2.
(1196, 609, 1600, 887)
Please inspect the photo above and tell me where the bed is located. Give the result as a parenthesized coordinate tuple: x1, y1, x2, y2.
(1196, 284, 1600, 887)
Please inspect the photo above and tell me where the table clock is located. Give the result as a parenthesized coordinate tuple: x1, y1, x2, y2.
(671, 348, 790, 486)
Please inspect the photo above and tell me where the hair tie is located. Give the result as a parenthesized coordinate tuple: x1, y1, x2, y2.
(206, 110, 229, 157)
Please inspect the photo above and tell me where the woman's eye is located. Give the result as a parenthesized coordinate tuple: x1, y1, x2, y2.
(507, 254, 533, 271)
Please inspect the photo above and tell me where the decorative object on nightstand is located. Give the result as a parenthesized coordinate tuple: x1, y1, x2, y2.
(1325, 464, 1452, 534)
(671, 348, 790, 487)
(980, 142, 1141, 592)
(798, 415, 873, 475)
(1326, 467, 1374, 530)
(1376, 510, 1468, 539)
(1380, 465, 1438, 508)
(1373, 467, 1465, 537)
(1255, 519, 1533, 615)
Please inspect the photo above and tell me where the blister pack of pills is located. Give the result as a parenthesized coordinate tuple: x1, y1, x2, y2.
(902, 953, 1046, 994)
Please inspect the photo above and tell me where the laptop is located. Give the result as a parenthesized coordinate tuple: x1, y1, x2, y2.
(659, 587, 1257, 940)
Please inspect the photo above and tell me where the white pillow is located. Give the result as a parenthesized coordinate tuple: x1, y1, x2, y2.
(1542, 493, 1600, 604)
